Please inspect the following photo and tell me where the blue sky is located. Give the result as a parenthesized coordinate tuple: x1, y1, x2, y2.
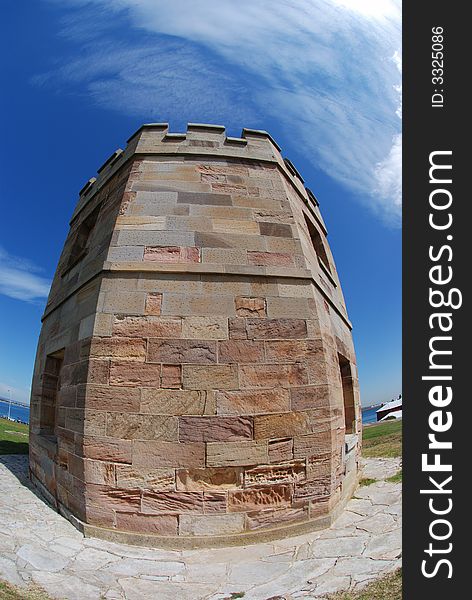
(0, 0, 401, 407)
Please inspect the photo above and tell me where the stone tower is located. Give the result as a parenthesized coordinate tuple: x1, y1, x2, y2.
(29, 123, 361, 548)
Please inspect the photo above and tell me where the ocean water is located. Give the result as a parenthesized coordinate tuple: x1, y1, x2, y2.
(0, 400, 30, 424)
(361, 405, 379, 425)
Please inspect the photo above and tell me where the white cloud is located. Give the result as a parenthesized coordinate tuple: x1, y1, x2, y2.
(40, 0, 401, 224)
(0, 246, 51, 302)
(374, 133, 402, 225)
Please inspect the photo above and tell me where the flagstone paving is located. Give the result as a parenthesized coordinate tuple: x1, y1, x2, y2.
(0, 455, 401, 599)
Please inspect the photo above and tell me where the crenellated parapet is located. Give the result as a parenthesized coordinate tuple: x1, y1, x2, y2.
(73, 124, 324, 230)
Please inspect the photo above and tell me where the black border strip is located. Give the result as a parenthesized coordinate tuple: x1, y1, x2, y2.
(404, 4, 466, 596)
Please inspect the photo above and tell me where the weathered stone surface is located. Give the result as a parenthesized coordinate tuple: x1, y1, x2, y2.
(78, 385, 141, 412)
(259, 222, 293, 238)
(293, 432, 333, 459)
(235, 296, 266, 317)
(118, 580, 218, 600)
(361, 457, 402, 481)
(17, 544, 69, 572)
(178, 191, 232, 206)
(102, 291, 146, 315)
(141, 389, 206, 415)
(294, 477, 332, 500)
(206, 440, 268, 467)
(178, 416, 253, 442)
(115, 513, 178, 535)
(182, 316, 228, 339)
(239, 364, 308, 388)
(110, 361, 162, 386)
(83, 437, 132, 463)
(179, 513, 245, 536)
(202, 247, 248, 265)
(93, 312, 114, 337)
(142, 491, 204, 514)
(213, 218, 259, 235)
(228, 485, 292, 512)
(228, 317, 248, 340)
(144, 246, 200, 263)
(115, 465, 175, 490)
(58, 385, 77, 408)
(69, 456, 116, 486)
(147, 339, 217, 364)
(245, 318, 308, 339)
(113, 316, 182, 338)
(86, 360, 110, 385)
(268, 438, 294, 463)
(65, 408, 106, 436)
(89, 337, 146, 361)
(183, 365, 239, 390)
(216, 389, 290, 415)
(160, 364, 182, 388)
(254, 412, 311, 440)
(144, 292, 162, 315)
(117, 229, 194, 247)
(244, 461, 306, 486)
(106, 413, 178, 440)
(306, 451, 334, 479)
(246, 506, 308, 531)
(85, 484, 142, 512)
(265, 339, 323, 362)
(176, 467, 243, 491)
(203, 491, 227, 513)
(247, 251, 294, 266)
(217, 340, 265, 364)
(290, 385, 331, 410)
(363, 529, 402, 560)
(161, 293, 235, 317)
(133, 441, 205, 468)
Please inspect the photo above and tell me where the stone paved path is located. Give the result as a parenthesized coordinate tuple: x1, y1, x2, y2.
(0, 455, 401, 599)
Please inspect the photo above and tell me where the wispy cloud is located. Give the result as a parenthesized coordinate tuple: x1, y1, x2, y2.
(39, 0, 401, 225)
(0, 382, 31, 405)
(0, 246, 51, 302)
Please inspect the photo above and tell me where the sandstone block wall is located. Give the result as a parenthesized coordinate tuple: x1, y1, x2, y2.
(29, 123, 361, 547)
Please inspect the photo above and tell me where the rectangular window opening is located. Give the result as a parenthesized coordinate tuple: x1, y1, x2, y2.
(303, 214, 332, 274)
(63, 205, 100, 274)
(338, 353, 356, 434)
(39, 349, 64, 441)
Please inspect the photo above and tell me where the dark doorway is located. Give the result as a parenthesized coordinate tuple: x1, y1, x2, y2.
(338, 353, 355, 434)
(39, 350, 64, 440)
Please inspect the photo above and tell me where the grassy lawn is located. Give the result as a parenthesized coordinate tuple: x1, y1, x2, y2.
(0, 418, 29, 455)
(324, 569, 402, 599)
(387, 469, 402, 483)
(362, 419, 402, 458)
(359, 477, 377, 487)
(0, 581, 51, 600)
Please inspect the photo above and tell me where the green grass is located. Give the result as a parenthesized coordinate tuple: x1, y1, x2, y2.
(387, 469, 402, 484)
(0, 418, 29, 455)
(0, 581, 51, 600)
(363, 419, 402, 440)
(323, 569, 402, 600)
(359, 478, 377, 487)
(362, 420, 402, 458)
